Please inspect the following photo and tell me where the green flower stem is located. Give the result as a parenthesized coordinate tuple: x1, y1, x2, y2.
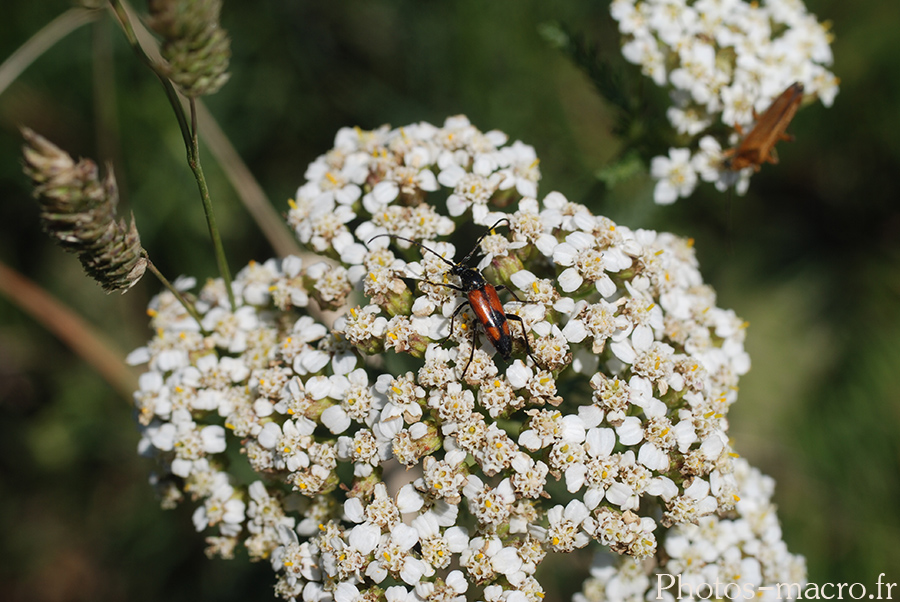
(188, 99, 236, 309)
(143, 252, 206, 332)
(109, 0, 236, 310)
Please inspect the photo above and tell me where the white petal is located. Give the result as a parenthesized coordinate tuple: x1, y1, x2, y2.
(605, 482, 634, 507)
(535, 234, 558, 256)
(397, 484, 424, 513)
(331, 351, 358, 375)
(632, 324, 654, 350)
(200, 425, 226, 453)
(339, 242, 367, 265)
(562, 319, 588, 343)
(171, 458, 193, 478)
(392, 524, 420, 550)
(505, 360, 532, 389)
(409, 421, 429, 439)
(334, 583, 359, 602)
(558, 267, 583, 293)
(560, 415, 586, 442)
(438, 164, 466, 187)
(586, 427, 616, 457)
(638, 442, 669, 471)
(321, 405, 351, 434)
(646, 476, 678, 500)
(344, 497, 365, 523)
(373, 181, 399, 203)
(431, 500, 459, 526)
(553, 296, 576, 314)
(446, 194, 468, 217)
(417, 169, 438, 192)
(385, 586, 412, 602)
(400, 557, 426, 585)
(305, 375, 332, 400)
(518, 430, 543, 451)
(444, 527, 470, 552)
(366, 561, 388, 583)
(257, 422, 282, 449)
(616, 416, 644, 445)
(685, 477, 710, 499)
(552, 242, 578, 266)
(610, 339, 636, 364)
(491, 546, 523, 575)
(516, 179, 537, 198)
(126, 347, 150, 366)
(596, 275, 618, 298)
(446, 569, 468, 593)
(577, 404, 604, 429)
(296, 350, 330, 374)
(565, 231, 595, 249)
(509, 269, 536, 290)
(653, 179, 679, 204)
(700, 430, 726, 459)
(411, 512, 439, 539)
(584, 487, 606, 510)
(565, 464, 586, 492)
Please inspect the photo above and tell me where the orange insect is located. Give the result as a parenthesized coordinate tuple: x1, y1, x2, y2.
(724, 82, 804, 172)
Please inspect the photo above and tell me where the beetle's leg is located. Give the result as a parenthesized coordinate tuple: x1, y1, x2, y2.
(497, 285, 534, 358)
(461, 329, 478, 379)
(445, 300, 471, 344)
(494, 284, 523, 303)
(505, 313, 541, 368)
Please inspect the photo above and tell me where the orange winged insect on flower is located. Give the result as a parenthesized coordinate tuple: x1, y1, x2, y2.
(725, 82, 805, 172)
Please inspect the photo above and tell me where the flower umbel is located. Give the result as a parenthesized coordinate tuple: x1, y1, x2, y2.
(574, 458, 807, 602)
(129, 116, 802, 600)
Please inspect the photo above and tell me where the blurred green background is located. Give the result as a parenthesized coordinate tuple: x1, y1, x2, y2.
(1, 1, 898, 600)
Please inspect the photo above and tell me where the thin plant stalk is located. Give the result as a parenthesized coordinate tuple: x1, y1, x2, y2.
(118, 1, 302, 261)
(143, 252, 205, 330)
(108, 0, 236, 310)
(0, 259, 137, 399)
(108, 0, 191, 148)
(0, 7, 101, 97)
(187, 99, 235, 311)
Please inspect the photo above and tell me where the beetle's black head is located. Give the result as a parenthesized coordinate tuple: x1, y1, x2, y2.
(452, 264, 486, 292)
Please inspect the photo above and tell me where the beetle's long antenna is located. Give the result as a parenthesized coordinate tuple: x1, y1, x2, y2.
(459, 217, 510, 265)
(367, 234, 456, 268)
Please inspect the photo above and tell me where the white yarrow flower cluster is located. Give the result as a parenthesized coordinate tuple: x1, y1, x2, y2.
(574, 457, 807, 602)
(611, 0, 839, 202)
(129, 117, 803, 601)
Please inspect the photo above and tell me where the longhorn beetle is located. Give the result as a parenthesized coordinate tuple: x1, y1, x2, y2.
(369, 218, 538, 377)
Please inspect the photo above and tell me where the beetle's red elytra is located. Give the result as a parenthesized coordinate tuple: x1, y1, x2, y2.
(369, 218, 537, 377)
(724, 82, 804, 172)
(470, 283, 512, 357)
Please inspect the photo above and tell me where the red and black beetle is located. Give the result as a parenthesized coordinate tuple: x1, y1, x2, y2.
(369, 218, 538, 377)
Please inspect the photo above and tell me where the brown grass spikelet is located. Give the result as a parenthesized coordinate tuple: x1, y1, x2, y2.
(21, 127, 147, 293)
